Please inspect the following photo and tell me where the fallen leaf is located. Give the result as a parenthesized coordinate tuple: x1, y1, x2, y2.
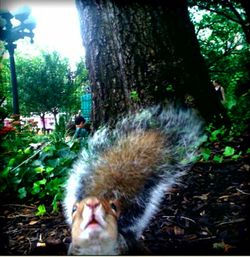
(213, 242, 225, 250)
(224, 243, 236, 253)
(174, 226, 184, 236)
(36, 242, 46, 247)
(29, 220, 39, 225)
(193, 193, 209, 200)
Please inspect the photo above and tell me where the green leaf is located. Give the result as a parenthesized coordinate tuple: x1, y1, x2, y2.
(47, 159, 60, 168)
(201, 148, 211, 161)
(8, 158, 16, 167)
(18, 187, 27, 199)
(44, 144, 56, 153)
(45, 177, 63, 192)
(213, 242, 225, 250)
(34, 166, 44, 173)
(1, 167, 10, 178)
(31, 183, 41, 195)
(223, 146, 235, 157)
(165, 84, 174, 93)
(210, 129, 221, 141)
(45, 166, 54, 173)
(24, 147, 31, 154)
(9, 176, 22, 185)
(32, 179, 47, 195)
(130, 90, 140, 102)
(0, 183, 7, 192)
(232, 152, 241, 160)
(36, 204, 46, 216)
(52, 192, 63, 213)
(32, 159, 42, 167)
(37, 178, 47, 185)
(213, 155, 223, 163)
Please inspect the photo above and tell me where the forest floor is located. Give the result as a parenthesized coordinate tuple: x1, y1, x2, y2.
(0, 134, 249, 255)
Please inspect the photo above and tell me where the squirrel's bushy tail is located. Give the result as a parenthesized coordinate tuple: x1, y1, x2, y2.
(64, 105, 204, 233)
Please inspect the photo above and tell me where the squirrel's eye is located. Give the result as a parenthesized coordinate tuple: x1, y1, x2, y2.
(72, 205, 77, 214)
(110, 202, 117, 212)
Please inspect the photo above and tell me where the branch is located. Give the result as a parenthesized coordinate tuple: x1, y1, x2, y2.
(207, 39, 242, 68)
(225, 0, 250, 43)
(0, 96, 6, 106)
(195, 22, 216, 36)
(10, 141, 51, 173)
(196, 3, 243, 24)
(224, 0, 246, 25)
(216, 218, 245, 227)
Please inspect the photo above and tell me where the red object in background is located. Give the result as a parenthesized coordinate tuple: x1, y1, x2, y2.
(0, 126, 15, 136)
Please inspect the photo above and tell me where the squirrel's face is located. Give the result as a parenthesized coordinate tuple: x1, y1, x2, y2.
(69, 196, 121, 255)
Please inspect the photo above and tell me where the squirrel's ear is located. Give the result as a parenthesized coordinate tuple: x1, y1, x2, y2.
(109, 199, 121, 218)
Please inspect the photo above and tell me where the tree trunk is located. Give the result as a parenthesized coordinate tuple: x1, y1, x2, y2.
(76, 0, 226, 129)
(40, 112, 46, 133)
(53, 112, 58, 127)
(52, 109, 58, 127)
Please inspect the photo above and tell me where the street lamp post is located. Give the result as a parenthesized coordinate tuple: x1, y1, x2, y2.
(0, 6, 36, 115)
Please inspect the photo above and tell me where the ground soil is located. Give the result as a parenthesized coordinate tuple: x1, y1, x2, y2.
(0, 138, 249, 255)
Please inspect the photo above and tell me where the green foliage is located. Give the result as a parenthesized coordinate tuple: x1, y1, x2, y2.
(199, 125, 243, 163)
(189, 4, 250, 138)
(15, 51, 72, 117)
(165, 84, 174, 93)
(0, 50, 89, 121)
(130, 90, 140, 102)
(54, 114, 67, 139)
(223, 146, 235, 157)
(1, 48, 90, 214)
(0, 121, 81, 213)
(0, 47, 12, 119)
(200, 147, 211, 161)
(36, 204, 47, 216)
(229, 90, 250, 135)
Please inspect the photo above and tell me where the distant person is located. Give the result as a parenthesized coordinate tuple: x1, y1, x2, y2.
(212, 80, 231, 128)
(74, 111, 88, 139)
(213, 80, 226, 104)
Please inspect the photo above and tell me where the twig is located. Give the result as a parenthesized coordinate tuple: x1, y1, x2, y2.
(236, 188, 250, 195)
(5, 228, 19, 234)
(195, 4, 242, 24)
(162, 215, 175, 219)
(2, 203, 36, 209)
(162, 215, 196, 224)
(5, 214, 35, 219)
(216, 218, 245, 227)
(179, 216, 196, 224)
(26, 237, 32, 254)
(188, 236, 217, 242)
(10, 141, 51, 173)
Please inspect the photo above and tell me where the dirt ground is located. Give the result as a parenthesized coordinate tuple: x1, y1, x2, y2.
(0, 143, 249, 255)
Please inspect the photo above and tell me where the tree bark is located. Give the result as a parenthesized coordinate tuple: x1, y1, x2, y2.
(76, 0, 226, 129)
(40, 112, 46, 133)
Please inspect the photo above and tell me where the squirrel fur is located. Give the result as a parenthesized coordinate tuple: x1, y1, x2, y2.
(63, 105, 204, 255)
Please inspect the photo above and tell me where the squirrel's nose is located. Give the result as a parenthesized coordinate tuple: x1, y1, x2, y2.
(85, 197, 100, 210)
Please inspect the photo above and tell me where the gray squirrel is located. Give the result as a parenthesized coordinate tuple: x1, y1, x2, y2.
(63, 105, 204, 255)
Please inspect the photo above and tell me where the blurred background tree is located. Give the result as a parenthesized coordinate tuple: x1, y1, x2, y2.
(0, 49, 89, 131)
(0, 43, 11, 126)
